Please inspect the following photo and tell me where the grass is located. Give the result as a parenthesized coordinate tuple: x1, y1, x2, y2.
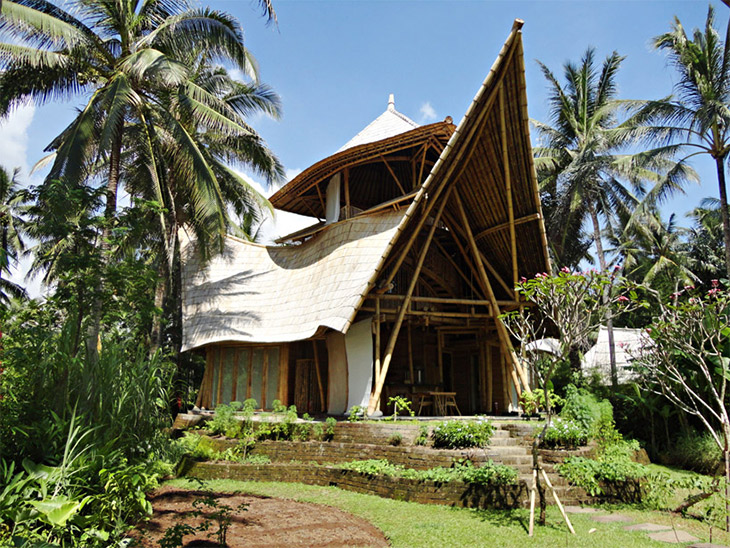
(165, 477, 729, 547)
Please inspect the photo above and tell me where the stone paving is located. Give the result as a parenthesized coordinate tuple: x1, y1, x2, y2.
(564, 505, 707, 545)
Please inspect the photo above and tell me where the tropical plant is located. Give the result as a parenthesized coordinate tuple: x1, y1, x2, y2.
(633, 282, 730, 530)
(0, 0, 282, 357)
(651, 5, 730, 278)
(0, 166, 26, 305)
(534, 48, 695, 386)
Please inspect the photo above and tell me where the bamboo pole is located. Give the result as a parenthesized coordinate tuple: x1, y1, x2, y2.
(432, 237, 483, 297)
(360, 307, 493, 319)
(473, 213, 541, 242)
(367, 186, 454, 415)
(380, 155, 407, 195)
(528, 469, 537, 536)
(407, 320, 414, 384)
(453, 192, 531, 393)
(487, 343, 493, 412)
(541, 469, 576, 535)
(232, 349, 240, 403)
(502, 355, 510, 409)
(375, 298, 382, 387)
(377, 294, 493, 307)
(499, 85, 519, 287)
(312, 340, 326, 413)
(437, 332, 444, 385)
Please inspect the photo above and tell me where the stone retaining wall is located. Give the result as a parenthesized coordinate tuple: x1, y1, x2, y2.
(182, 460, 551, 509)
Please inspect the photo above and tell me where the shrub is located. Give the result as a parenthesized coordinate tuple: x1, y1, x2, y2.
(338, 459, 517, 486)
(560, 384, 613, 436)
(520, 388, 564, 415)
(207, 403, 241, 437)
(324, 417, 337, 441)
(388, 433, 403, 446)
(431, 419, 494, 449)
(664, 430, 723, 475)
(542, 418, 589, 449)
(347, 405, 365, 421)
(415, 425, 429, 446)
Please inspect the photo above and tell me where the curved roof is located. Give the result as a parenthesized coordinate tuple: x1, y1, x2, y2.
(269, 120, 455, 218)
(180, 209, 405, 351)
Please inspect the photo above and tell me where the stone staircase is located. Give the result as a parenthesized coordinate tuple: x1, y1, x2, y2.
(186, 418, 593, 508)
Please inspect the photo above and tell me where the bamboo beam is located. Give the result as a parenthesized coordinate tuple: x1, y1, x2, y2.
(433, 237, 483, 297)
(473, 213, 541, 242)
(374, 294, 493, 307)
(453, 192, 531, 393)
(380, 155, 407, 195)
(360, 307, 493, 319)
(312, 340, 326, 413)
(442, 210, 514, 299)
(314, 182, 325, 213)
(499, 85, 519, 287)
(367, 186, 454, 415)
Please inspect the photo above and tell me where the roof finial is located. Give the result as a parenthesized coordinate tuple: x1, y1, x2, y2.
(388, 93, 395, 111)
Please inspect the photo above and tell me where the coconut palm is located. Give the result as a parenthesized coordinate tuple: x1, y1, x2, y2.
(616, 210, 698, 295)
(534, 48, 696, 386)
(651, 5, 730, 277)
(0, 0, 282, 355)
(0, 166, 27, 305)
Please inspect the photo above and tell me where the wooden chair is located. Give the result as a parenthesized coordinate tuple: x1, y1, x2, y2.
(414, 393, 434, 416)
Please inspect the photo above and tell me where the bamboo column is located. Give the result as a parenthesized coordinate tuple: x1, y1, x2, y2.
(374, 298, 382, 386)
(407, 320, 414, 383)
(367, 186, 454, 415)
(312, 340, 326, 413)
(453, 192, 531, 393)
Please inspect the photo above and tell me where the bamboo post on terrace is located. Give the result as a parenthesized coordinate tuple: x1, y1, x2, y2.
(527, 455, 575, 536)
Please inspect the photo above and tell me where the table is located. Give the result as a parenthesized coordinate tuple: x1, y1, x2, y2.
(416, 392, 461, 416)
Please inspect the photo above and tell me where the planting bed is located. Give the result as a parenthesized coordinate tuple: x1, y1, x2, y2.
(129, 485, 388, 547)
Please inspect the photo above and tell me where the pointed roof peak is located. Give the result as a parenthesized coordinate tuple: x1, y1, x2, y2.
(337, 94, 419, 152)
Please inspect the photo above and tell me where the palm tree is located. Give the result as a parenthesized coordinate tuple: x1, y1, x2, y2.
(651, 5, 730, 277)
(0, 166, 26, 305)
(685, 197, 727, 286)
(616, 210, 698, 295)
(534, 48, 696, 386)
(0, 0, 281, 356)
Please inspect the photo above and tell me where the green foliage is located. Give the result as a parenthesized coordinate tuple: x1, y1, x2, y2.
(387, 396, 415, 421)
(325, 417, 337, 441)
(665, 430, 723, 475)
(338, 459, 517, 486)
(519, 388, 564, 415)
(347, 405, 365, 422)
(431, 419, 494, 449)
(415, 425, 429, 446)
(387, 433, 403, 446)
(560, 384, 613, 437)
(542, 419, 589, 449)
(207, 403, 242, 437)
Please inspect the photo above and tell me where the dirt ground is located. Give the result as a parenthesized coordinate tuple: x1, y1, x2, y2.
(129, 485, 389, 548)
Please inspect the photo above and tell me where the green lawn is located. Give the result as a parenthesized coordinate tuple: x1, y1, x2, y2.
(165, 477, 728, 547)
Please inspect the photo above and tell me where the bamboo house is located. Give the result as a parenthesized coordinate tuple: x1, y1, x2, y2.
(181, 20, 550, 416)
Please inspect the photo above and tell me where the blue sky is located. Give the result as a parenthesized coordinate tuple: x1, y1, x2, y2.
(0, 0, 721, 292)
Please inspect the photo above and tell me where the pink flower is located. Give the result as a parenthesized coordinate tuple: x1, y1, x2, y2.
(712, 279, 720, 288)
(614, 264, 621, 271)
(560, 266, 570, 273)
(617, 296, 629, 302)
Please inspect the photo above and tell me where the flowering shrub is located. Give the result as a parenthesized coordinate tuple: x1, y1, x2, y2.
(542, 418, 589, 449)
(431, 419, 494, 449)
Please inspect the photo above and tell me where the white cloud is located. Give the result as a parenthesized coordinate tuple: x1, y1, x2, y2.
(418, 101, 437, 124)
(0, 102, 35, 176)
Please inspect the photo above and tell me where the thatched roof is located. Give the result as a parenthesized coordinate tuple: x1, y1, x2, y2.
(582, 327, 651, 384)
(180, 209, 405, 351)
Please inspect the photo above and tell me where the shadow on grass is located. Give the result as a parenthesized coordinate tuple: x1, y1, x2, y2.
(465, 507, 571, 534)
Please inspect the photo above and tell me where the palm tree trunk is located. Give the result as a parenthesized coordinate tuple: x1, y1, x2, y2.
(588, 202, 618, 387)
(86, 128, 123, 362)
(714, 155, 730, 279)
